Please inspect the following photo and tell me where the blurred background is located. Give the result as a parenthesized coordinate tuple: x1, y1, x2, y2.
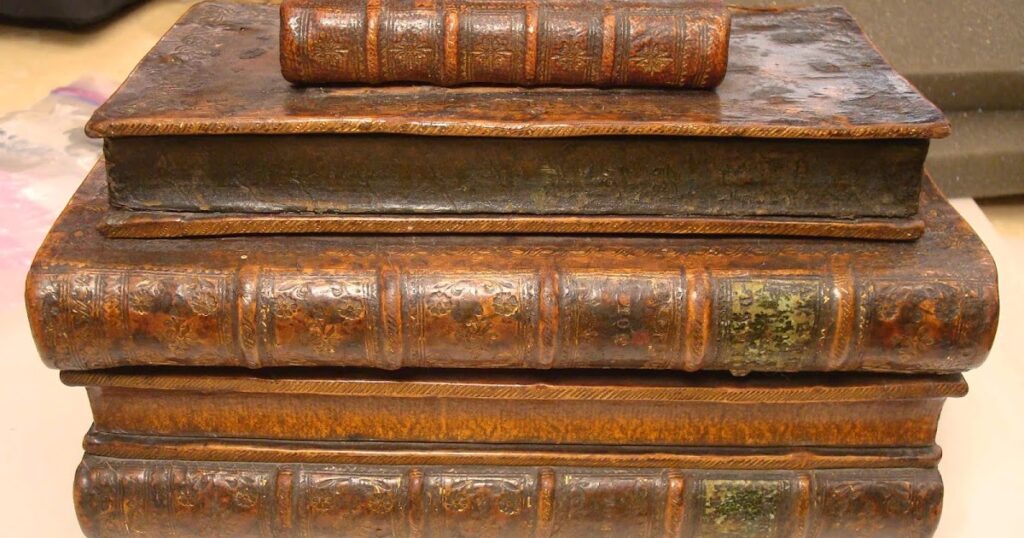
(0, 0, 1020, 536)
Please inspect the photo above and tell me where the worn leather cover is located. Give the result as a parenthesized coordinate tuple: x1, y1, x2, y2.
(28, 165, 998, 374)
(75, 453, 944, 537)
(280, 0, 731, 89)
(85, 3, 948, 140)
(102, 133, 931, 219)
(87, 2, 948, 220)
(99, 205, 928, 240)
(64, 368, 966, 447)
(68, 369, 958, 537)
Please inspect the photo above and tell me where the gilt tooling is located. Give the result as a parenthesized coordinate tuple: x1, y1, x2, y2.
(87, 3, 946, 223)
(279, 0, 732, 88)
(27, 166, 997, 373)
(27, 2, 999, 536)
(75, 455, 944, 538)
(67, 369, 961, 537)
(63, 370, 966, 447)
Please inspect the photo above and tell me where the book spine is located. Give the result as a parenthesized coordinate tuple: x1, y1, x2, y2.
(280, 0, 731, 89)
(75, 456, 942, 537)
(27, 263, 996, 373)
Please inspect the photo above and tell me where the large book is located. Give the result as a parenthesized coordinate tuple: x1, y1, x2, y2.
(279, 0, 732, 89)
(28, 163, 998, 374)
(76, 452, 943, 537)
(87, 2, 947, 224)
(64, 368, 966, 448)
(69, 370, 956, 536)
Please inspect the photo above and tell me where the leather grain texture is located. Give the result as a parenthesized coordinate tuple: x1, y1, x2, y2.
(84, 2, 950, 219)
(27, 165, 999, 374)
(74, 451, 944, 537)
(63, 369, 966, 447)
(84, 3, 949, 140)
(279, 0, 731, 88)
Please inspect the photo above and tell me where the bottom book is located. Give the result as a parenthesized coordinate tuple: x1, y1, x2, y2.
(76, 437, 943, 538)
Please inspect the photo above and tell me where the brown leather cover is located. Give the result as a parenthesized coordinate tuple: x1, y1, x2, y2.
(75, 453, 943, 538)
(85, 3, 948, 141)
(27, 165, 998, 374)
(99, 206, 927, 241)
(64, 369, 965, 447)
(69, 370, 956, 535)
(279, 0, 731, 89)
(85, 3, 949, 220)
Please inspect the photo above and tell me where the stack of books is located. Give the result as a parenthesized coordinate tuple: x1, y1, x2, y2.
(28, 1, 998, 536)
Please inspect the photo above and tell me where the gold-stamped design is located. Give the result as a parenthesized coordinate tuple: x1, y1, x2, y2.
(265, 274, 378, 364)
(561, 272, 685, 368)
(123, 272, 232, 360)
(428, 472, 535, 536)
(380, 11, 442, 81)
(718, 278, 822, 371)
(552, 37, 590, 72)
(536, 8, 602, 84)
(406, 273, 539, 367)
(171, 469, 266, 511)
(617, 12, 685, 85)
(162, 465, 271, 537)
(491, 291, 521, 317)
(460, 10, 527, 83)
(299, 472, 405, 536)
(697, 479, 790, 537)
(305, 11, 365, 79)
(556, 470, 664, 537)
(128, 277, 220, 317)
(426, 291, 453, 316)
(857, 280, 992, 370)
(629, 34, 673, 76)
(816, 471, 943, 537)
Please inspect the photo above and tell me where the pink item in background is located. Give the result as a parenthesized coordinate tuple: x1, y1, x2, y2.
(0, 76, 115, 306)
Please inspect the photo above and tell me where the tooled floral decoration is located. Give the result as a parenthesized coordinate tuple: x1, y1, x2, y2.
(426, 291, 453, 316)
(491, 292, 520, 317)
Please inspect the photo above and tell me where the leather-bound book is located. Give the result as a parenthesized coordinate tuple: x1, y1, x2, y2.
(27, 162, 998, 374)
(279, 0, 732, 89)
(64, 369, 966, 447)
(75, 455, 943, 537)
(68, 369, 959, 537)
(86, 2, 948, 231)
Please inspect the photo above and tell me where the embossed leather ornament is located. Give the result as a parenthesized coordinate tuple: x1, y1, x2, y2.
(27, 165, 998, 374)
(280, 0, 732, 89)
(27, 4, 998, 537)
(66, 369, 959, 537)
(87, 3, 948, 225)
(75, 454, 944, 538)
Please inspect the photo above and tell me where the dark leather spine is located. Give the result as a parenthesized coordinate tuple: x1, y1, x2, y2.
(280, 0, 731, 88)
(75, 456, 943, 537)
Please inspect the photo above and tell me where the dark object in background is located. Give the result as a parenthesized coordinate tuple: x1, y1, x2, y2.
(0, 0, 143, 27)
